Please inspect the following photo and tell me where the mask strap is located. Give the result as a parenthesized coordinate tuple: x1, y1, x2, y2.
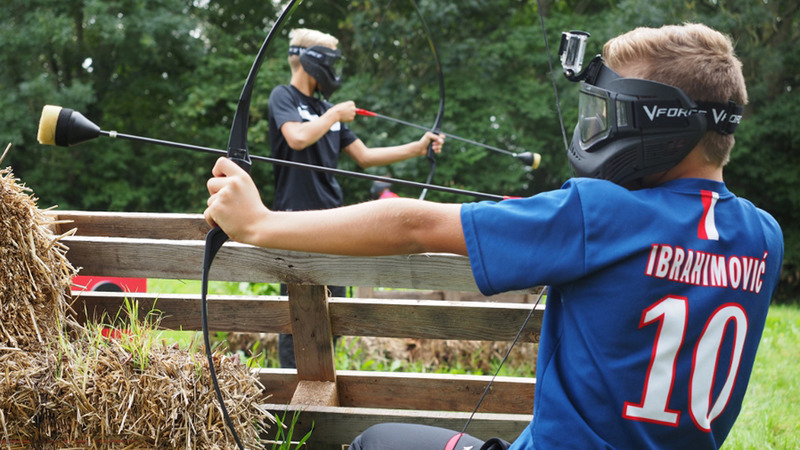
(697, 101, 744, 135)
(632, 99, 744, 136)
(288, 45, 306, 56)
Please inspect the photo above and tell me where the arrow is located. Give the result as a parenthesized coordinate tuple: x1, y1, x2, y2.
(37, 105, 509, 201)
(356, 108, 541, 169)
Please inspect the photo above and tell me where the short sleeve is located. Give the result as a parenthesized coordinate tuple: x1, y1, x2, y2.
(269, 85, 302, 129)
(461, 182, 587, 296)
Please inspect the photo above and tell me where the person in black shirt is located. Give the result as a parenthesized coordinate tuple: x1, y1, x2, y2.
(269, 28, 444, 367)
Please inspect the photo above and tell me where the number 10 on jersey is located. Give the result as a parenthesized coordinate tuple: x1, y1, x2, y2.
(623, 296, 748, 432)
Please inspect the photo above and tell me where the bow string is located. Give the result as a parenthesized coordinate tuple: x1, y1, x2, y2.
(408, 0, 445, 200)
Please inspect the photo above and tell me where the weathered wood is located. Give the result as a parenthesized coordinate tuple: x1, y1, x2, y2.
(288, 284, 337, 383)
(71, 291, 292, 333)
(54, 210, 543, 445)
(54, 210, 537, 293)
(254, 368, 298, 405)
(48, 210, 211, 240)
(62, 235, 485, 291)
(262, 403, 532, 450)
(355, 286, 543, 303)
(332, 370, 535, 414)
(69, 292, 542, 342)
(331, 298, 542, 342)
(255, 369, 535, 414)
(291, 380, 339, 406)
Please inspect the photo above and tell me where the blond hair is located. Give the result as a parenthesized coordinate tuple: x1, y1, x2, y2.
(603, 23, 747, 166)
(288, 28, 339, 72)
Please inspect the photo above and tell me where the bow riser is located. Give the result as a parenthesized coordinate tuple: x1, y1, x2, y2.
(202, 1, 303, 448)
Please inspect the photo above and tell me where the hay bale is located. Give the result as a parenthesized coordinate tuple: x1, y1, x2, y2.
(0, 165, 76, 352)
(0, 158, 272, 449)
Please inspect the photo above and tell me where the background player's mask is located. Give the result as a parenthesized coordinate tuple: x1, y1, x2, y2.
(558, 31, 744, 187)
(290, 45, 343, 100)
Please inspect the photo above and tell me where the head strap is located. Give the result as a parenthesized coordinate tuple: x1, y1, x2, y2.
(696, 101, 744, 135)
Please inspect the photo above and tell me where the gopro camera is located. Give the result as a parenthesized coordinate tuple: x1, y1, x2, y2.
(559, 31, 591, 79)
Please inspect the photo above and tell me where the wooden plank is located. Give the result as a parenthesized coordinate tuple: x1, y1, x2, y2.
(288, 284, 337, 383)
(330, 298, 542, 343)
(262, 404, 532, 450)
(70, 291, 292, 333)
(55, 210, 540, 293)
(69, 292, 541, 342)
(334, 370, 534, 414)
(61, 236, 484, 291)
(354, 287, 543, 303)
(51, 211, 542, 445)
(48, 210, 210, 240)
(255, 368, 297, 405)
(255, 370, 536, 414)
(291, 380, 339, 406)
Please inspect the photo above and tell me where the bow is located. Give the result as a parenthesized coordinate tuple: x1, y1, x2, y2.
(199, 1, 562, 446)
(200, 1, 302, 448)
(409, 0, 445, 200)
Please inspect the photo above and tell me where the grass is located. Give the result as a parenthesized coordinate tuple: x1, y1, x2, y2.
(147, 279, 798, 447)
(725, 304, 800, 449)
(268, 410, 313, 450)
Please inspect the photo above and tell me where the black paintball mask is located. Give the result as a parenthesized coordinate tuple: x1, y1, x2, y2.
(289, 45, 343, 100)
(558, 31, 744, 187)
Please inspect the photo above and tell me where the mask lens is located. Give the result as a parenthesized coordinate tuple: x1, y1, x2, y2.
(578, 88, 610, 144)
(316, 47, 342, 77)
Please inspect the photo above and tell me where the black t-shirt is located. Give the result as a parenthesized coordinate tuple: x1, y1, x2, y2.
(268, 85, 358, 211)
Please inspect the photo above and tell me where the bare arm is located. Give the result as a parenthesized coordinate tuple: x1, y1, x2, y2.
(281, 101, 357, 150)
(279, 97, 443, 167)
(204, 157, 467, 256)
(344, 132, 444, 168)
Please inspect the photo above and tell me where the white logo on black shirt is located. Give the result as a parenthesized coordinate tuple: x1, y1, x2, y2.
(297, 105, 341, 131)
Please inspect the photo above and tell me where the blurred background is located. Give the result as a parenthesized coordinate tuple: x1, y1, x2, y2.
(1, 0, 797, 299)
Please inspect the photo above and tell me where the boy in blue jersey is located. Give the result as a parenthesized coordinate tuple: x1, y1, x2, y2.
(204, 23, 783, 450)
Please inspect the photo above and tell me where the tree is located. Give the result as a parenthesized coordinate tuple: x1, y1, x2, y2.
(2, 0, 796, 298)
(1, 0, 208, 212)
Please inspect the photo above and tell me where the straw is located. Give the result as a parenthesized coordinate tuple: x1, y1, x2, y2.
(1, 157, 272, 448)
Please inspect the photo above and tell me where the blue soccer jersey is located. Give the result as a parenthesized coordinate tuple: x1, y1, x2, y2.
(461, 177, 783, 449)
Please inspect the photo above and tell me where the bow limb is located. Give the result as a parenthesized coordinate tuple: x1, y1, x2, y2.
(409, 0, 445, 200)
(201, 1, 303, 448)
(226, 0, 303, 169)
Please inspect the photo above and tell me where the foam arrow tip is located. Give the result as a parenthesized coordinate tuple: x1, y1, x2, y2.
(37, 105, 101, 147)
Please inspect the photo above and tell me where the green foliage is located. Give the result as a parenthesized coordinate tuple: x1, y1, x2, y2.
(730, 91, 800, 302)
(2, 0, 798, 296)
(334, 336, 536, 377)
(147, 278, 279, 295)
(1, 0, 210, 212)
(609, 0, 800, 301)
(111, 297, 164, 371)
(336, 0, 582, 202)
(270, 410, 313, 450)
